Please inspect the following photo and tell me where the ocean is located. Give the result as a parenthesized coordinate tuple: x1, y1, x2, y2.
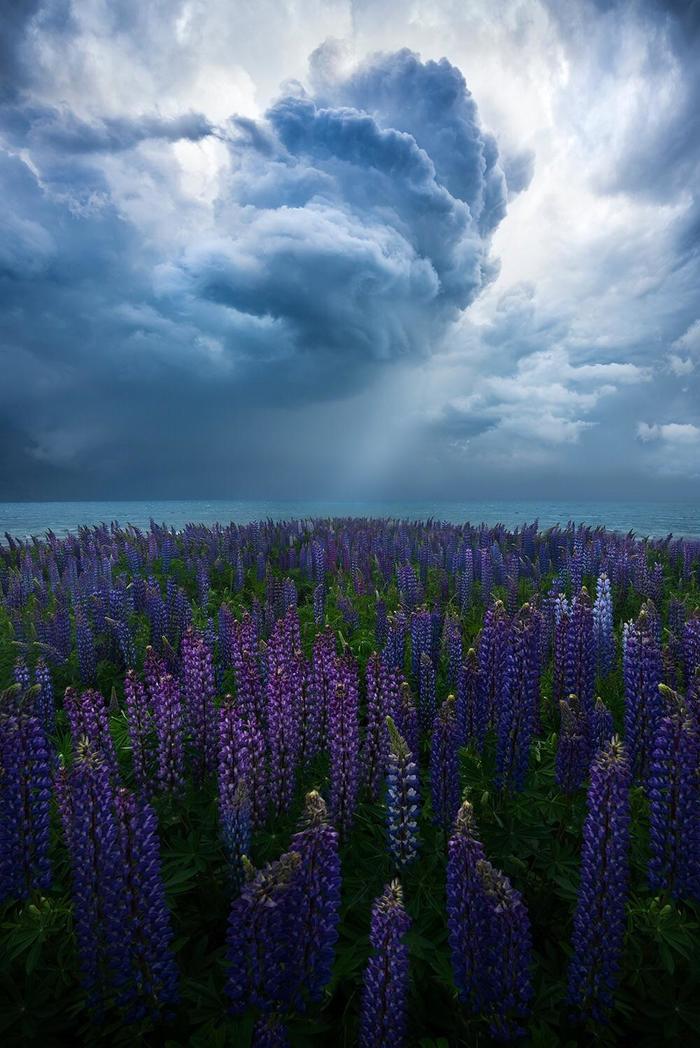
(1, 499, 699, 540)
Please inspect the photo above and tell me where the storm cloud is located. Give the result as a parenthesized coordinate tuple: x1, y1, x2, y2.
(0, 0, 698, 499)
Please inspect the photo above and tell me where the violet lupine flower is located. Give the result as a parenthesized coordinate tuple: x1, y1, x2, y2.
(115, 789, 179, 1019)
(375, 598, 388, 650)
(363, 653, 390, 799)
(232, 614, 264, 724)
(556, 694, 591, 793)
(495, 607, 534, 793)
(682, 615, 700, 691)
(446, 801, 533, 1041)
(64, 687, 120, 781)
(456, 648, 483, 749)
(225, 850, 303, 1016)
(217, 691, 251, 785)
(568, 736, 631, 1023)
(382, 610, 408, 672)
(386, 717, 420, 868)
(591, 697, 614, 756)
(593, 574, 614, 676)
(395, 680, 420, 760)
(647, 686, 700, 901)
(443, 614, 463, 689)
(221, 781, 252, 894)
(13, 656, 31, 693)
(75, 607, 97, 684)
(56, 744, 132, 1015)
(477, 600, 511, 741)
(123, 670, 152, 794)
(296, 649, 321, 768)
(430, 696, 460, 833)
(398, 562, 420, 608)
(552, 593, 571, 708)
(143, 646, 166, 698)
(152, 673, 185, 796)
(0, 703, 52, 901)
(359, 880, 411, 1048)
(288, 791, 342, 1008)
(34, 657, 55, 734)
(565, 588, 596, 720)
(622, 609, 663, 782)
(410, 607, 432, 679)
(181, 627, 218, 780)
(218, 604, 236, 669)
(313, 582, 325, 626)
(327, 654, 361, 836)
(266, 614, 303, 815)
(418, 652, 436, 734)
(252, 1016, 290, 1047)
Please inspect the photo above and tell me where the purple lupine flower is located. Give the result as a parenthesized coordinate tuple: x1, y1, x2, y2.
(115, 789, 179, 1019)
(327, 655, 361, 836)
(446, 801, 533, 1040)
(418, 652, 436, 735)
(0, 702, 52, 901)
(64, 687, 120, 782)
(123, 670, 152, 794)
(647, 686, 700, 901)
(593, 574, 614, 676)
(218, 694, 252, 808)
(252, 1016, 290, 1047)
(383, 611, 408, 672)
(34, 657, 55, 734)
(266, 613, 302, 815)
(152, 673, 185, 796)
(443, 614, 463, 689)
(221, 780, 252, 894)
(430, 696, 460, 832)
(552, 593, 570, 707)
(232, 614, 264, 724)
(386, 717, 420, 868)
(568, 737, 631, 1022)
(181, 627, 218, 780)
(143, 646, 167, 699)
(565, 588, 596, 720)
(477, 600, 511, 742)
(56, 743, 132, 1014)
(623, 608, 663, 782)
(495, 607, 532, 793)
(225, 850, 303, 1016)
(375, 598, 388, 650)
(13, 656, 31, 693)
(218, 604, 236, 669)
(556, 693, 591, 793)
(591, 697, 614, 756)
(682, 615, 700, 691)
(359, 880, 411, 1048)
(313, 582, 325, 626)
(396, 680, 420, 760)
(456, 648, 483, 749)
(75, 607, 97, 684)
(410, 607, 432, 679)
(288, 791, 342, 1007)
(363, 653, 390, 799)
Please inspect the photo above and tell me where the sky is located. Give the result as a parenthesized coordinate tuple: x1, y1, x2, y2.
(0, 0, 699, 501)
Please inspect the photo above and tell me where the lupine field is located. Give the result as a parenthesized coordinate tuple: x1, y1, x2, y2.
(1, 517, 699, 1047)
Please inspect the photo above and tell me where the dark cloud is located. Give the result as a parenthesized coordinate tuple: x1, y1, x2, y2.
(0, 103, 214, 153)
(165, 48, 509, 380)
(1, 0, 698, 502)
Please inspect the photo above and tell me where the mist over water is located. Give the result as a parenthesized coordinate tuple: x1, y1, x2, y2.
(1, 499, 699, 540)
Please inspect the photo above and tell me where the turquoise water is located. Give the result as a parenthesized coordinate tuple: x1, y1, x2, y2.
(1, 499, 699, 539)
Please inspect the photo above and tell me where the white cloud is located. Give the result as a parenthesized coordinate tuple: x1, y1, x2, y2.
(637, 422, 700, 444)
